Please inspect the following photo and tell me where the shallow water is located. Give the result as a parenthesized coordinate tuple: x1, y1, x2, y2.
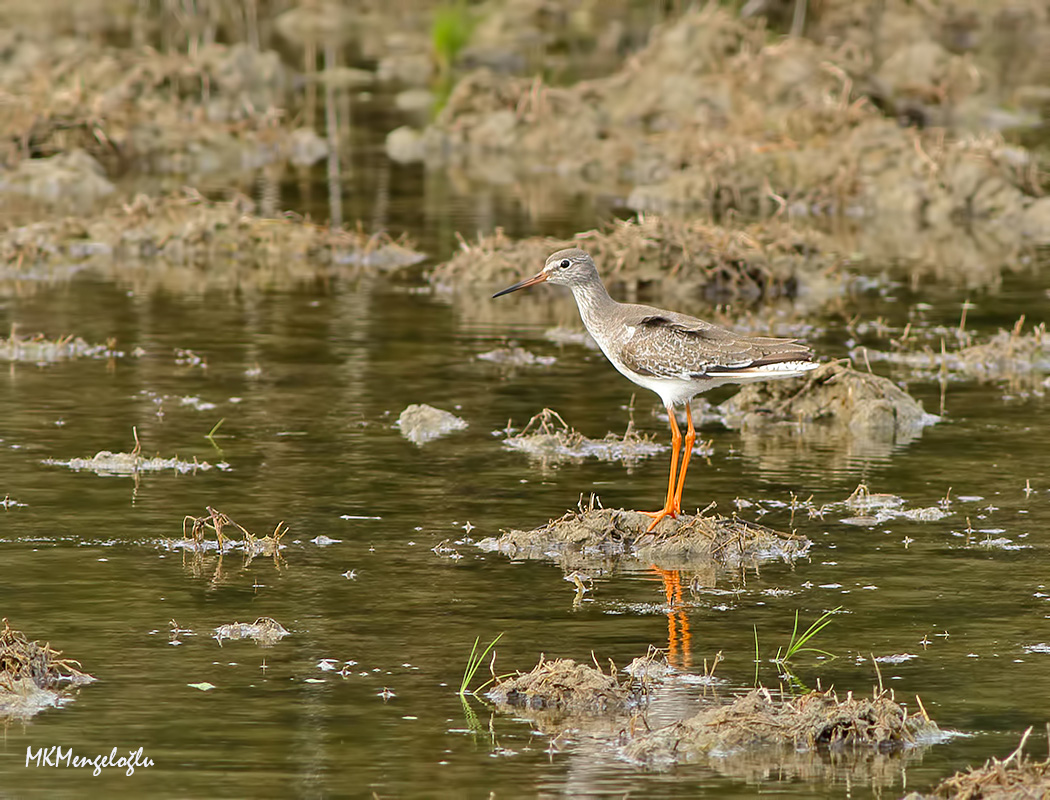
(3, 97, 1050, 798)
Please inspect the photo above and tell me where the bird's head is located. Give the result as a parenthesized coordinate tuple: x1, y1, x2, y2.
(492, 248, 596, 297)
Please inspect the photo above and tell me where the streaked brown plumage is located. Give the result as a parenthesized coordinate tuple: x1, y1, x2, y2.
(494, 248, 819, 530)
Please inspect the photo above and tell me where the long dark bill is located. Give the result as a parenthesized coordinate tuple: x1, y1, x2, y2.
(492, 271, 548, 298)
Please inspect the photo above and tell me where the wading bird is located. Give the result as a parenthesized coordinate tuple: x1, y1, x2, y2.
(494, 248, 819, 531)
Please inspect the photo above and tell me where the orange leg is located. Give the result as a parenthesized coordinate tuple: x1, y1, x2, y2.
(671, 404, 696, 514)
(642, 404, 680, 531)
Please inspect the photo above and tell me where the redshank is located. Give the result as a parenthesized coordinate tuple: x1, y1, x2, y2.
(493, 248, 819, 531)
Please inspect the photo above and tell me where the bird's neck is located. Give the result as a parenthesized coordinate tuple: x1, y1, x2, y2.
(569, 275, 617, 335)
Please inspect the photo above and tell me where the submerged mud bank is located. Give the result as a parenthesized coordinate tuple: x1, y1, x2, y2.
(0, 190, 424, 295)
(478, 504, 809, 572)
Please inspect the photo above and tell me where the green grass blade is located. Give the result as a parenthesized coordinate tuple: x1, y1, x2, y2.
(459, 632, 504, 697)
(775, 607, 841, 665)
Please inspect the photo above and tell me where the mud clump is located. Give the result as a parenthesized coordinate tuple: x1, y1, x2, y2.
(477, 345, 556, 367)
(478, 504, 809, 572)
(0, 330, 129, 363)
(833, 483, 950, 527)
(719, 361, 937, 441)
(213, 617, 289, 648)
(0, 31, 292, 180)
(429, 216, 847, 305)
(397, 403, 468, 445)
(906, 736, 1050, 799)
(502, 408, 665, 469)
(488, 655, 640, 716)
(624, 687, 942, 769)
(0, 619, 94, 719)
(44, 450, 218, 476)
(0, 150, 114, 212)
(175, 507, 287, 561)
(856, 320, 1050, 387)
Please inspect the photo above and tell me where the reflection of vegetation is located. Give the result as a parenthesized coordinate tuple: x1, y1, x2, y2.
(774, 607, 841, 666)
(431, 1, 475, 76)
(458, 632, 505, 697)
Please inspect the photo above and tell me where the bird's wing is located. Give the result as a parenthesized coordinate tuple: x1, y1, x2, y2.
(619, 314, 813, 379)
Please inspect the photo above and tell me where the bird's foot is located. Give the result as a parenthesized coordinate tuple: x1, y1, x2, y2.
(641, 505, 679, 533)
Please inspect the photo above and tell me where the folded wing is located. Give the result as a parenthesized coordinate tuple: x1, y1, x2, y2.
(619, 314, 814, 379)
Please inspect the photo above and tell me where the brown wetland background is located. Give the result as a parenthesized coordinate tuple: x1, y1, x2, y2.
(2, 0, 1050, 797)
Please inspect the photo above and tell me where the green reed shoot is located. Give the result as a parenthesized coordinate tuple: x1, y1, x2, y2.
(459, 632, 504, 697)
(431, 1, 475, 75)
(774, 607, 841, 665)
(753, 624, 760, 686)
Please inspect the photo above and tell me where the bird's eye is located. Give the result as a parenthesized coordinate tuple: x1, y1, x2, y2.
(559, 259, 570, 269)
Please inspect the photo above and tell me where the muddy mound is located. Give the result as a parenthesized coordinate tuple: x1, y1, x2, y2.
(397, 403, 468, 445)
(406, 4, 1050, 275)
(856, 319, 1050, 388)
(0, 189, 424, 295)
(501, 408, 665, 469)
(0, 150, 115, 212)
(0, 31, 291, 178)
(213, 617, 290, 648)
(478, 505, 810, 572)
(719, 361, 937, 442)
(488, 655, 640, 716)
(477, 345, 556, 368)
(624, 687, 942, 769)
(44, 449, 218, 476)
(0, 619, 94, 719)
(429, 216, 847, 305)
(907, 735, 1050, 799)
